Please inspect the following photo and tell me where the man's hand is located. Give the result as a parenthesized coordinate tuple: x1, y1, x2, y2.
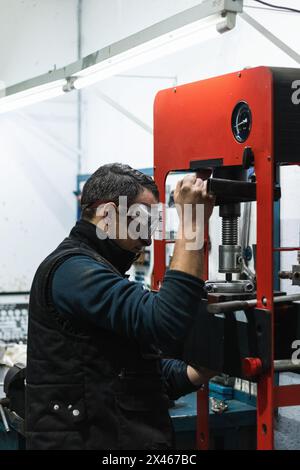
(170, 175, 215, 279)
(174, 174, 215, 225)
(187, 365, 217, 387)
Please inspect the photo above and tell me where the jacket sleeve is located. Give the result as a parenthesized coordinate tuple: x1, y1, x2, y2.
(161, 359, 199, 400)
(52, 255, 205, 351)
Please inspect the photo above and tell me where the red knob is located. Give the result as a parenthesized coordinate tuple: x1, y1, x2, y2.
(242, 357, 262, 378)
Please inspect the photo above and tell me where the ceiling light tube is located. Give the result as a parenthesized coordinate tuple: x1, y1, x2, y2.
(0, 0, 243, 112)
(72, 5, 241, 89)
(0, 79, 67, 114)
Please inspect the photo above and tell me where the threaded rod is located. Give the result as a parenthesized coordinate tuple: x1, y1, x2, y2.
(222, 217, 238, 245)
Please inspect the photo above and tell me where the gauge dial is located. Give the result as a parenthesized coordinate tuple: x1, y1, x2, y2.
(231, 102, 252, 143)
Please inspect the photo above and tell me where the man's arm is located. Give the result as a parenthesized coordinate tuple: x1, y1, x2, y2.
(161, 360, 216, 400)
(52, 256, 205, 351)
(161, 359, 198, 401)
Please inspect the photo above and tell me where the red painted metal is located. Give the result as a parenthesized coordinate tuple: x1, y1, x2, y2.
(196, 223, 210, 450)
(254, 69, 275, 450)
(153, 66, 299, 450)
(274, 385, 300, 407)
(242, 357, 263, 378)
(273, 247, 300, 252)
(196, 385, 209, 450)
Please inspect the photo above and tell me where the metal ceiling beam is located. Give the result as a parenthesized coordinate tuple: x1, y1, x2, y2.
(92, 90, 153, 134)
(15, 111, 81, 161)
(240, 12, 300, 64)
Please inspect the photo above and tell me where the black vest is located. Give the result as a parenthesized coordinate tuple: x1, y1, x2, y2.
(26, 234, 174, 450)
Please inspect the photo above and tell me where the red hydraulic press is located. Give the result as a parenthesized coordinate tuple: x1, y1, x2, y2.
(153, 66, 300, 450)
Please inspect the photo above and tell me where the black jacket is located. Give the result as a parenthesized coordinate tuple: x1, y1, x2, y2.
(26, 220, 204, 450)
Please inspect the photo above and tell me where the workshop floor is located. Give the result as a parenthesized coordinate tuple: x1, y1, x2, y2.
(275, 373, 300, 450)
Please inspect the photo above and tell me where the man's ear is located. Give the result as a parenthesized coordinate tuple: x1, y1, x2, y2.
(94, 202, 118, 238)
(104, 202, 117, 222)
(96, 202, 117, 219)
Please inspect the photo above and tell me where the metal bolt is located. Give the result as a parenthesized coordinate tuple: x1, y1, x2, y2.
(53, 404, 59, 411)
(245, 282, 254, 292)
(205, 284, 213, 292)
(68, 404, 72, 410)
(72, 409, 80, 417)
(262, 297, 267, 306)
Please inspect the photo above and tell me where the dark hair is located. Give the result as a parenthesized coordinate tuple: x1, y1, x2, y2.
(81, 163, 159, 220)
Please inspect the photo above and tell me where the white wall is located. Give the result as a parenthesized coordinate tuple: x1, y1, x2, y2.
(79, 0, 207, 172)
(0, 95, 78, 292)
(0, 0, 79, 291)
(80, 75, 171, 172)
(0, 0, 78, 87)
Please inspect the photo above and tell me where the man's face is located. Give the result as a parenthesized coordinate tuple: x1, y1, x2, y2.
(115, 188, 159, 253)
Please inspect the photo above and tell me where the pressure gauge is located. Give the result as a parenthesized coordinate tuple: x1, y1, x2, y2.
(231, 101, 252, 143)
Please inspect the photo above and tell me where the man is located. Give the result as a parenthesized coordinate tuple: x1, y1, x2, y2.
(26, 163, 215, 450)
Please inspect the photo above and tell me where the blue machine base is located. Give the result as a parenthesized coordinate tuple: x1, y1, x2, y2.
(170, 387, 257, 450)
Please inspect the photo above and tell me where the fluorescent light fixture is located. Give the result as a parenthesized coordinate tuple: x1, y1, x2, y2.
(0, 0, 242, 113)
(0, 79, 66, 114)
(73, 13, 236, 89)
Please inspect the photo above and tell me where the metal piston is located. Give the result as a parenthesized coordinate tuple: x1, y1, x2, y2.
(219, 245, 243, 274)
